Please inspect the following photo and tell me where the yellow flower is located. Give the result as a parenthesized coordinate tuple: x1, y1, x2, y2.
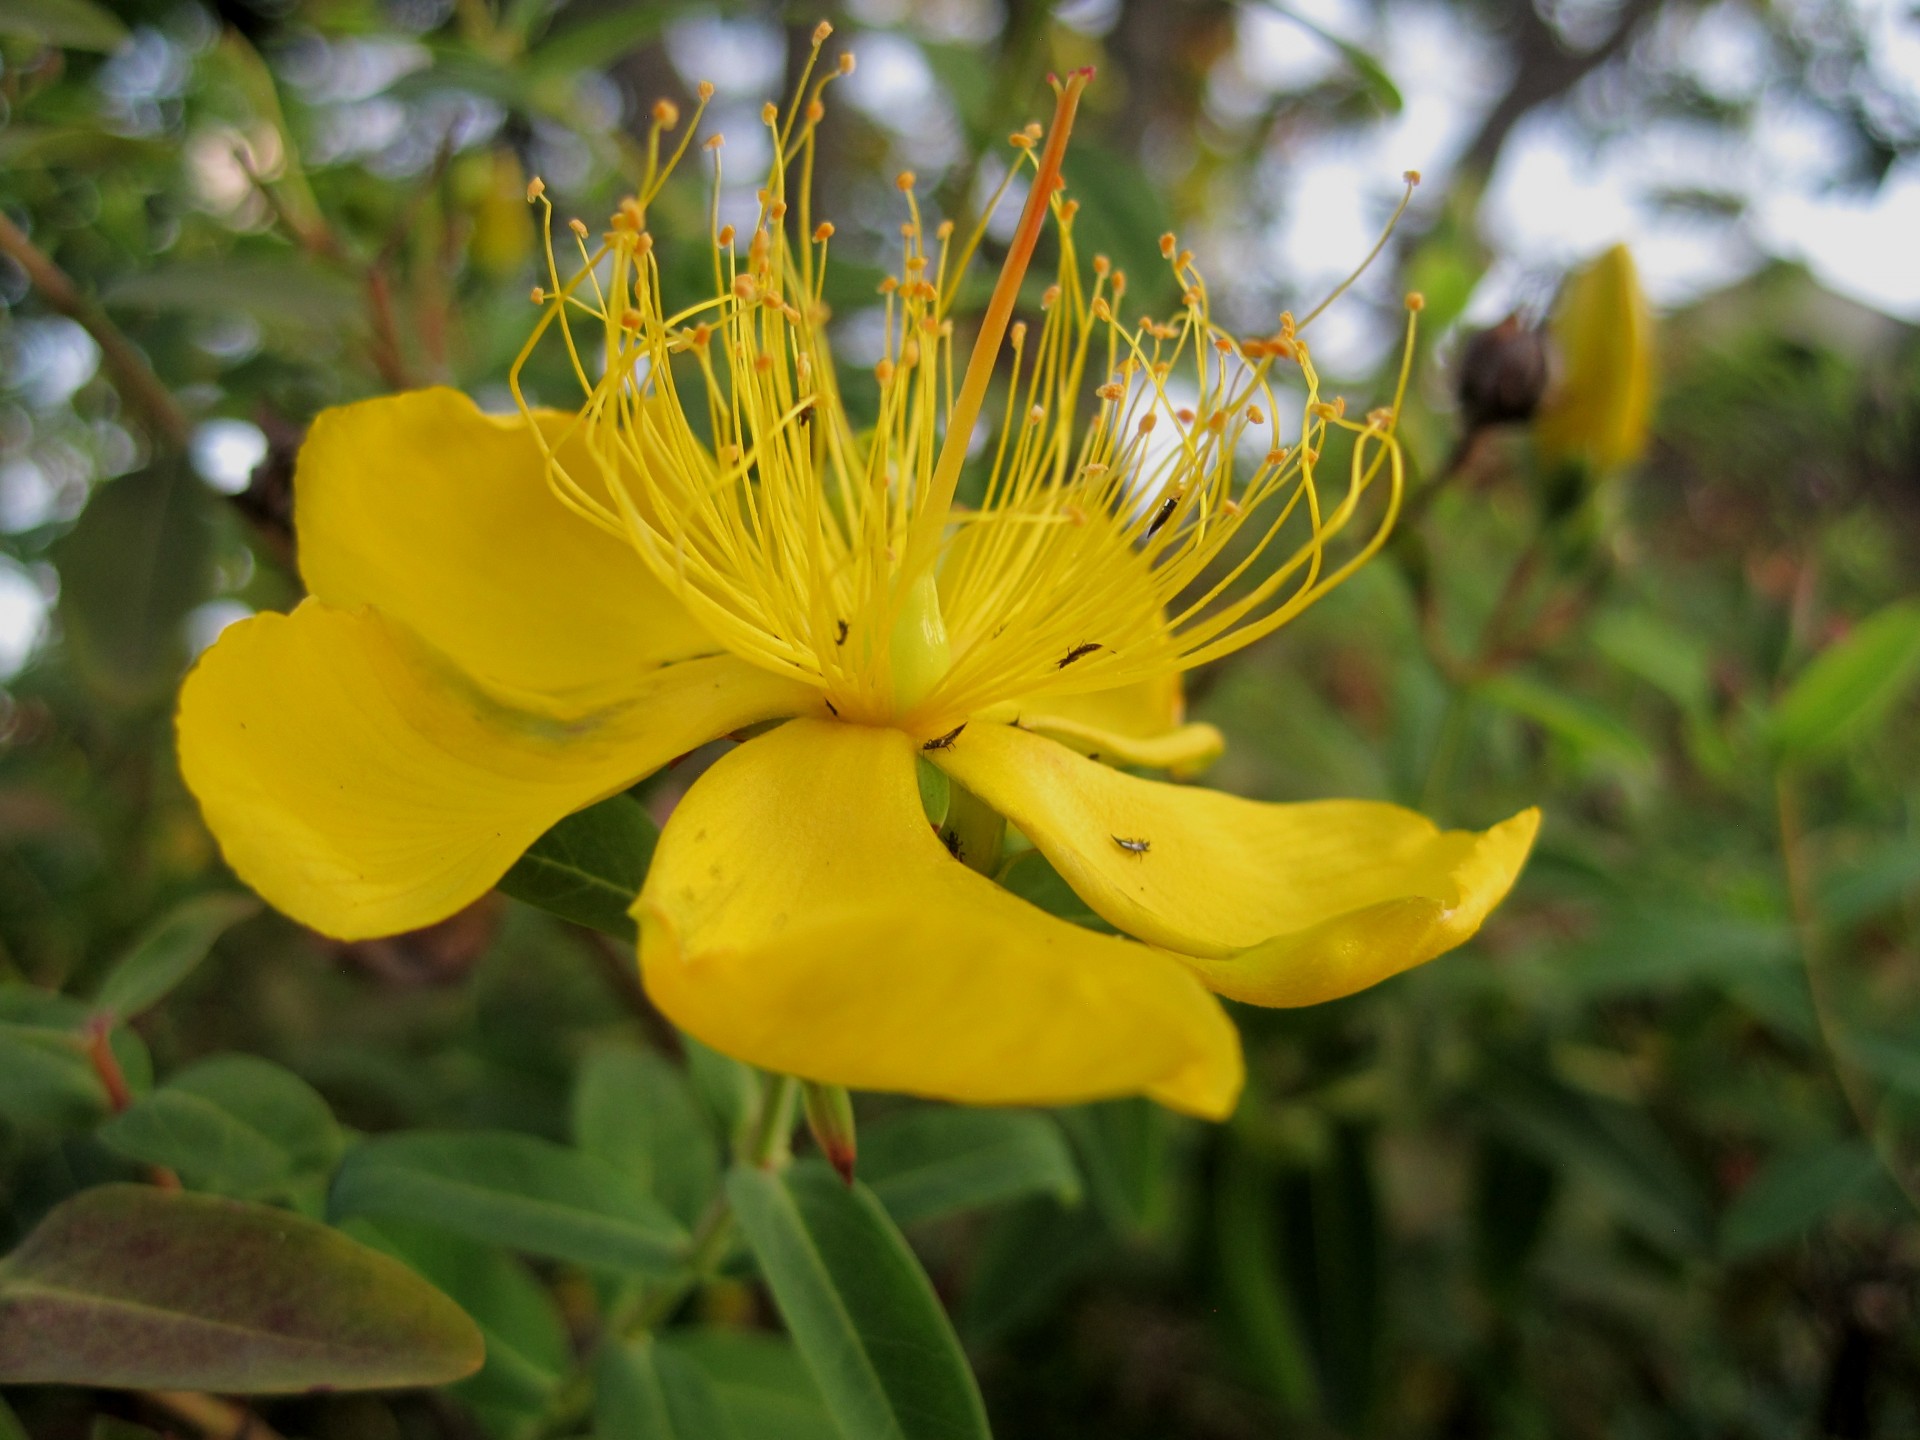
(1536, 243, 1655, 473)
(177, 48, 1537, 1121)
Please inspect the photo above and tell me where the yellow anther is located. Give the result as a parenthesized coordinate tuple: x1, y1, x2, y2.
(525, 176, 545, 202)
(936, 219, 954, 239)
(813, 221, 835, 242)
(697, 80, 715, 100)
(1093, 254, 1110, 276)
(618, 308, 642, 330)
(635, 232, 654, 255)
(812, 19, 833, 44)
(1158, 232, 1176, 258)
(1029, 405, 1046, 424)
(901, 340, 921, 367)
(807, 99, 825, 121)
(1096, 382, 1125, 401)
(761, 102, 778, 125)
(1063, 503, 1086, 526)
(1176, 248, 1193, 268)
(690, 323, 711, 346)
(754, 353, 773, 371)
(1040, 284, 1060, 309)
(1404, 169, 1421, 185)
(529, 285, 544, 303)
(896, 170, 916, 191)
(837, 52, 855, 74)
(905, 255, 927, 273)
(1223, 497, 1243, 516)
(568, 217, 589, 238)
(1138, 413, 1157, 433)
(1111, 271, 1127, 297)
(1265, 448, 1287, 464)
(1247, 405, 1264, 424)
(1092, 298, 1112, 321)
(733, 274, 756, 299)
(1367, 406, 1395, 429)
(1405, 291, 1426, 311)
(717, 224, 735, 246)
(1176, 407, 1195, 425)
(875, 358, 895, 384)
(1010, 321, 1027, 346)
(1060, 199, 1079, 221)
(877, 276, 898, 294)
(704, 134, 725, 151)
(1213, 336, 1232, 352)
(770, 199, 788, 220)
(653, 99, 680, 128)
(1083, 463, 1107, 475)
(1009, 132, 1034, 149)
(1023, 121, 1042, 139)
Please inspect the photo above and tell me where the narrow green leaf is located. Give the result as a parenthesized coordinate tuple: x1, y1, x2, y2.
(498, 793, 658, 941)
(527, 5, 667, 76)
(664, 1330, 838, 1440)
(727, 1161, 991, 1440)
(0, 0, 128, 51)
(1479, 673, 1655, 770)
(97, 1055, 341, 1201)
(328, 1131, 688, 1275)
(1591, 608, 1712, 713)
(0, 1185, 483, 1391)
(597, 1336, 740, 1440)
(94, 893, 259, 1023)
(1771, 598, 1920, 758)
(52, 458, 218, 705)
(1720, 1140, 1885, 1259)
(861, 1108, 1080, 1227)
(572, 1045, 720, 1228)
(1258, 1, 1404, 112)
(0, 1391, 27, 1440)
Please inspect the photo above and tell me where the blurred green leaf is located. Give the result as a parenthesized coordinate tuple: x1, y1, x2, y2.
(1591, 608, 1713, 714)
(0, 1391, 25, 1440)
(0, 0, 127, 51)
(572, 1044, 719, 1228)
(0, 1185, 482, 1391)
(1258, 2, 1405, 113)
(1770, 598, 1920, 759)
(597, 1335, 739, 1440)
(347, 1218, 570, 1420)
(104, 261, 363, 332)
(93, 892, 258, 1024)
(1212, 1142, 1319, 1417)
(666, 1330, 839, 1440)
(958, 1196, 1102, 1347)
(727, 1161, 991, 1440)
(683, 1035, 758, 1146)
(0, 1005, 148, 1136)
(1479, 673, 1656, 771)
(97, 1054, 341, 1202)
(329, 1130, 688, 1275)
(499, 793, 658, 941)
(1056, 1099, 1168, 1235)
(861, 1107, 1080, 1227)
(528, 5, 668, 77)
(1719, 1140, 1885, 1259)
(53, 458, 218, 705)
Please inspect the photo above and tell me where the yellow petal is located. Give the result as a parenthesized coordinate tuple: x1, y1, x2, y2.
(932, 721, 1539, 1003)
(636, 719, 1242, 1118)
(1016, 673, 1224, 778)
(296, 388, 712, 715)
(178, 600, 811, 940)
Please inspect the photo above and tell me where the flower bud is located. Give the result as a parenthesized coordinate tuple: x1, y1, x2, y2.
(1455, 313, 1549, 430)
(801, 1080, 857, 1185)
(1536, 243, 1655, 473)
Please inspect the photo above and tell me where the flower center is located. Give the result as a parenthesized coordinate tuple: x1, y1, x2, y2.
(512, 27, 1418, 737)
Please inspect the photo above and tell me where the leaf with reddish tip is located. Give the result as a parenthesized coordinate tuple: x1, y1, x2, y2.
(0, 1185, 484, 1392)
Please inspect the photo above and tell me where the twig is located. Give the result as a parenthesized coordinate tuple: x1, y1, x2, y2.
(0, 211, 191, 452)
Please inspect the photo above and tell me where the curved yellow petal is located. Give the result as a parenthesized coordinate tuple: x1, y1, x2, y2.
(636, 719, 1242, 1118)
(296, 388, 712, 715)
(1010, 672, 1224, 777)
(932, 721, 1539, 1003)
(178, 600, 812, 940)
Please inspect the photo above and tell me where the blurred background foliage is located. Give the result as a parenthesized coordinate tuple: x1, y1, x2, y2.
(2, 0, 1919, 1436)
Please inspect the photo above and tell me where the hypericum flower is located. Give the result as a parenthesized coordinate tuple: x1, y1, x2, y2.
(178, 38, 1537, 1120)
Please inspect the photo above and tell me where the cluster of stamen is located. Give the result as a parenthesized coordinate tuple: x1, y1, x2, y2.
(512, 23, 1421, 736)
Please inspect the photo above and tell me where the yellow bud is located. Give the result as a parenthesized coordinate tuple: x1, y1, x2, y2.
(1536, 243, 1655, 473)
(890, 573, 951, 715)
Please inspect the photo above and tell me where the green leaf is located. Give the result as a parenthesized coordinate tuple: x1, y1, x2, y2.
(1770, 598, 1920, 759)
(1591, 608, 1712, 714)
(498, 793, 658, 941)
(97, 1055, 341, 1202)
(0, 1185, 482, 1391)
(0, 1014, 148, 1136)
(94, 892, 259, 1023)
(1258, 1, 1404, 113)
(861, 1108, 1081, 1227)
(53, 458, 219, 706)
(727, 1162, 992, 1440)
(597, 1336, 740, 1440)
(328, 1130, 688, 1275)
(1478, 673, 1655, 771)
(104, 261, 363, 332)
(665, 1330, 838, 1440)
(527, 5, 668, 77)
(0, 1391, 26, 1440)
(1720, 1140, 1885, 1259)
(683, 1035, 758, 1145)
(572, 1044, 720, 1228)
(0, 0, 128, 51)
(346, 1218, 570, 1420)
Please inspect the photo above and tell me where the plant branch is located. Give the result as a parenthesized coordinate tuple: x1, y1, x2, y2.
(0, 211, 191, 452)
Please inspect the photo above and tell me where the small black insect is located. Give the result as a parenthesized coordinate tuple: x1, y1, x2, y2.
(798, 401, 815, 429)
(1058, 642, 1103, 669)
(824, 698, 839, 717)
(835, 618, 849, 645)
(922, 723, 966, 752)
(1145, 496, 1177, 538)
(1112, 835, 1151, 854)
(942, 830, 964, 861)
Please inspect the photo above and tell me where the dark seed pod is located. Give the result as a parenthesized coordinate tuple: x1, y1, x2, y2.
(1456, 313, 1550, 430)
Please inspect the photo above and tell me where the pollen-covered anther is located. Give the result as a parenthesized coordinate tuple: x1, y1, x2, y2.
(895, 170, 916, 191)
(807, 99, 825, 122)
(1223, 497, 1244, 516)
(567, 217, 588, 238)
(1176, 407, 1196, 425)
(1092, 297, 1112, 321)
(1083, 462, 1108, 476)
(1138, 413, 1157, 433)
(1096, 382, 1125, 401)
(1060, 199, 1079, 222)
(1041, 285, 1061, 310)
(1158, 232, 1177, 258)
(1024, 121, 1043, 140)
(1111, 271, 1127, 297)
(652, 99, 680, 128)
(878, 276, 898, 295)
(837, 52, 855, 74)
(761, 102, 778, 125)
(769, 199, 788, 221)
(1213, 336, 1233, 353)
(901, 341, 922, 367)
(1405, 291, 1426, 311)
(875, 358, 895, 384)
(697, 80, 715, 100)
(619, 308, 643, 330)
(1009, 321, 1027, 346)
(1404, 169, 1422, 185)
(812, 19, 833, 43)
(1009, 131, 1034, 150)
(810, 221, 835, 244)
(732, 275, 756, 299)
(1247, 405, 1265, 424)
(529, 285, 544, 304)
(703, 134, 724, 152)
(1064, 503, 1086, 526)
(1093, 254, 1110, 276)
(905, 255, 927, 274)
(525, 176, 545, 201)
(936, 219, 955, 239)
(1206, 412, 1226, 432)
(1367, 406, 1396, 430)
(754, 353, 773, 372)
(690, 323, 711, 347)
(1265, 448, 1288, 464)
